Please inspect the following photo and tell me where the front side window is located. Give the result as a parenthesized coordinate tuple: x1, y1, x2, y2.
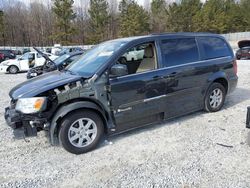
(20, 52, 30, 60)
(116, 42, 157, 75)
(198, 37, 231, 59)
(161, 38, 199, 67)
(28, 53, 35, 60)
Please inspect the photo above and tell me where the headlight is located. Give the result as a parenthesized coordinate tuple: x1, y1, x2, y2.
(30, 72, 38, 77)
(15, 97, 47, 114)
(1, 61, 9, 65)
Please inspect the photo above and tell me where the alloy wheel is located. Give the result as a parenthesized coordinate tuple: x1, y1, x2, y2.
(67, 118, 97, 148)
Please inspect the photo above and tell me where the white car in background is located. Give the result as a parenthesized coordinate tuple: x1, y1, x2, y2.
(121, 46, 145, 62)
(0, 51, 57, 74)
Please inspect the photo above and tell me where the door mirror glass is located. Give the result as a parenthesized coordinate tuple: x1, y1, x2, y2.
(110, 64, 128, 78)
(63, 62, 68, 67)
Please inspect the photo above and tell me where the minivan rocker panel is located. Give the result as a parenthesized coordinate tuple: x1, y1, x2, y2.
(4, 33, 238, 154)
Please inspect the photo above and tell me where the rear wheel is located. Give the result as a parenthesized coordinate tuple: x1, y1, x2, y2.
(8, 65, 18, 74)
(59, 110, 104, 154)
(204, 83, 226, 112)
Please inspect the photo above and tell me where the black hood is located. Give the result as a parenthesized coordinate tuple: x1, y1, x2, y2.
(10, 71, 87, 100)
(238, 40, 250, 48)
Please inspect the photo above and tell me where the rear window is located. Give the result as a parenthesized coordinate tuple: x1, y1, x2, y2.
(160, 38, 199, 67)
(198, 37, 231, 59)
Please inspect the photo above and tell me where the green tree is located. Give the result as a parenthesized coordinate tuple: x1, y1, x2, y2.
(193, 0, 227, 33)
(168, 0, 202, 32)
(222, 0, 247, 33)
(88, 0, 110, 44)
(119, 0, 150, 37)
(150, 0, 168, 33)
(52, 0, 76, 44)
(240, 0, 250, 31)
(0, 10, 5, 45)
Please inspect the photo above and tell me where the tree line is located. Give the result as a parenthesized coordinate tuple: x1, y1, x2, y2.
(0, 0, 250, 46)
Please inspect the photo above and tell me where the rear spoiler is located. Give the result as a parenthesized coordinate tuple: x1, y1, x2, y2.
(33, 47, 55, 64)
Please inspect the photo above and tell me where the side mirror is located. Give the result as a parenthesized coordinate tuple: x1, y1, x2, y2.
(62, 62, 68, 67)
(110, 64, 128, 78)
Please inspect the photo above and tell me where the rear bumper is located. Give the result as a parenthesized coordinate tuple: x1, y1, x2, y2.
(247, 107, 250, 129)
(228, 76, 238, 94)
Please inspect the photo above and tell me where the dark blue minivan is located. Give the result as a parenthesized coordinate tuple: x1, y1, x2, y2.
(5, 33, 238, 154)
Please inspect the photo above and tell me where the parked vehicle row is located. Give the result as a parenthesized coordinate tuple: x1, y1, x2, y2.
(0, 49, 16, 61)
(4, 33, 238, 154)
(0, 51, 58, 74)
(27, 51, 83, 79)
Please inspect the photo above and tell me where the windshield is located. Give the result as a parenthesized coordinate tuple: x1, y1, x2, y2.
(66, 40, 129, 76)
(54, 54, 70, 65)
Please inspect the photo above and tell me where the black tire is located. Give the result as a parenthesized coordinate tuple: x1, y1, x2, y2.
(8, 65, 18, 74)
(204, 82, 226, 112)
(59, 110, 104, 154)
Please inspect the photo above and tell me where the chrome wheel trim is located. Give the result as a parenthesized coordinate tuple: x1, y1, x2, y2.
(9, 66, 17, 73)
(209, 88, 223, 109)
(68, 118, 97, 148)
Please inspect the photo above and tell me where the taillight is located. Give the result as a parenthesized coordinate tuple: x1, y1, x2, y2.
(233, 60, 237, 75)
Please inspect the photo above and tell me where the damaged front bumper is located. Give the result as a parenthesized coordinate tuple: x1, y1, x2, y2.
(4, 107, 38, 138)
(247, 107, 250, 129)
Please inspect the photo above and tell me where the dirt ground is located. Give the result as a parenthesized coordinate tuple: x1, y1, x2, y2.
(0, 61, 250, 188)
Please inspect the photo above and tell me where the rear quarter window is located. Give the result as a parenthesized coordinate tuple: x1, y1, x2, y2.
(198, 37, 232, 60)
(160, 38, 199, 67)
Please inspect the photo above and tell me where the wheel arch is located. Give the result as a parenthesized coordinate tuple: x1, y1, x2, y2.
(7, 64, 19, 73)
(207, 72, 229, 94)
(49, 100, 109, 145)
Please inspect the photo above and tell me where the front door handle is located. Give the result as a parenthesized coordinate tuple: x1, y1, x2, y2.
(153, 75, 164, 80)
(166, 72, 177, 78)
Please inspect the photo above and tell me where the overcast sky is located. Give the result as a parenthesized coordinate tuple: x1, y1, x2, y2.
(20, 0, 147, 6)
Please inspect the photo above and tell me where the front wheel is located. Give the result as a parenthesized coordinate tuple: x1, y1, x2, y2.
(204, 83, 226, 112)
(8, 65, 18, 74)
(59, 110, 104, 154)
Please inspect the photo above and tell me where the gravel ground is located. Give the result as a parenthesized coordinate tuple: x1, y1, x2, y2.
(0, 62, 250, 188)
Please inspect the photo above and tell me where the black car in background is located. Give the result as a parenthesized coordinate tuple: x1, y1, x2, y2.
(0, 49, 16, 60)
(5, 33, 238, 154)
(236, 40, 250, 60)
(27, 51, 83, 79)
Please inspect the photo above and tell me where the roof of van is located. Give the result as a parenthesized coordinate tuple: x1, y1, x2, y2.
(109, 32, 221, 42)
(150, 32, 217, 36)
